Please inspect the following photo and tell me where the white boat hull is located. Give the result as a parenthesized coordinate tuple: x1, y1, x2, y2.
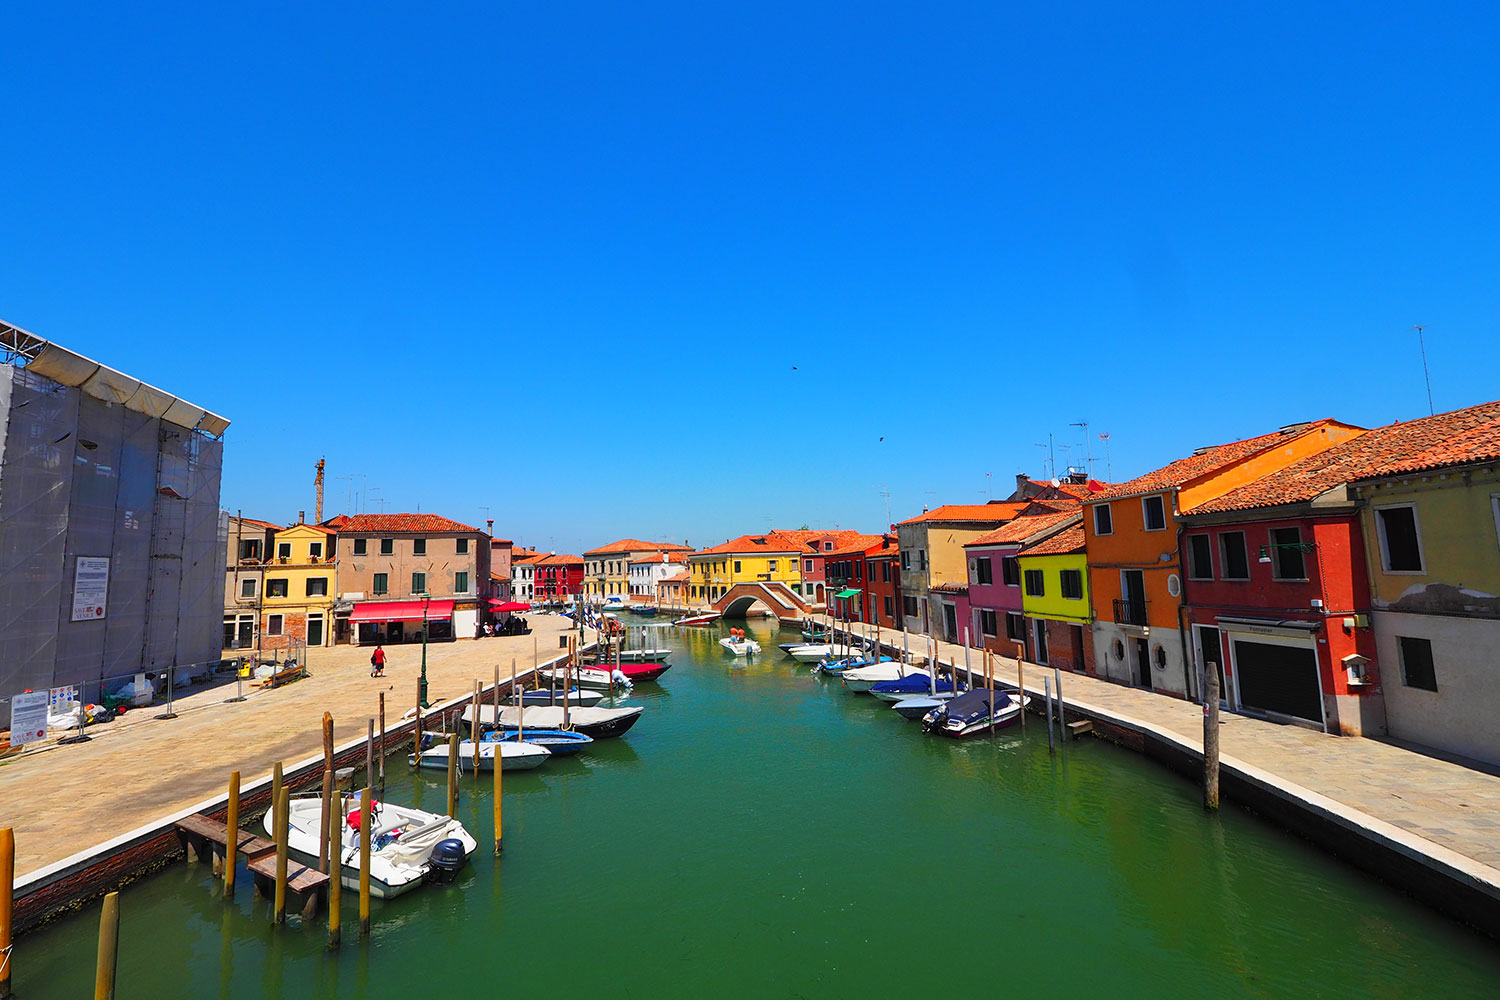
(411, 739, 550, 772)
(790, 645, 833, 663)
(720, 638, 761, 656)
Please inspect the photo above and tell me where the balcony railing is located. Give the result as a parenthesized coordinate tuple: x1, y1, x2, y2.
(1112, 598, 1149, 626)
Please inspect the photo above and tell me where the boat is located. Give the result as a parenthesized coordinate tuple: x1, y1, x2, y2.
(409, 739, 551, 772)
(719, 630, 761, 656)
(264, 795, 476, 899)
(778, 641, 813, 654)
(869, 672, 966, 702)
(515, 687, 604, 707)
(542, 662, 671, 687)
(628, 604, 658, 615)
(841, 662, 917, 693)
(892, 696, 946, 720)
(789, 644, 834, 663)
(674, 612, 721, 626)
(818, 654, 890, 676)
(480, 704, 646, 739)
(585, 647, 673, 663)
(922, 689, 1029, 737)
(800, 626, 830, 642)
(482, 728, 594, 756)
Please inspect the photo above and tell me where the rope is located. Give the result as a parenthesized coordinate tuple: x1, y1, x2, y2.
(1, 942, 12, 978)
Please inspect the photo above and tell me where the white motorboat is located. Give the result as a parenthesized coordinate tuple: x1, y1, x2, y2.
(789, 644, 833, 663)
(541, 665, 629, 690)
(409, 739, 551, 772)
(467, 704, 646, 739)
(840, 663, 913, 693)
(613, 648, 672, 662)
(720, 635, 761, 656)
(264, 794, 477, 899)
(515, 686, 605, 707)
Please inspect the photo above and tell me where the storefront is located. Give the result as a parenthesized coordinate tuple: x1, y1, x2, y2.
(1217, 617, 1326, 731)
(349, 599, 456, 645)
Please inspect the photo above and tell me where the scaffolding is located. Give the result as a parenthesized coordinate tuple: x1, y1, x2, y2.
(0, 319, 230, 701)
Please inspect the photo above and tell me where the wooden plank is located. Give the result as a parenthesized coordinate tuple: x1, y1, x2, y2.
(247, 853, 330, 893)
(173, 815, 276, 857)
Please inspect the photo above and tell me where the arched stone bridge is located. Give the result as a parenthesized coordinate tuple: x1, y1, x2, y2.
(713, 582, 818, 621)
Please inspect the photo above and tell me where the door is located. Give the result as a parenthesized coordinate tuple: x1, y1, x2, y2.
(1133, 637, 1152, 690)
(943, 603, 958, 641)
(1232, 638, 1323, 727)
(307, 614, 325, 647)
(1034, 620, 1050, 664)
(1120, 570, 1146, 624)
(1070, 624, 1085, 672)
(1193, 625, 1227, 706)
(237, 616, 255, 648)
(386, 621, 402, 643)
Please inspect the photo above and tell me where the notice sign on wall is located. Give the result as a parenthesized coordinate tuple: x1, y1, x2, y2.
(10, 690, 49, 745)
(71, 556, 110, 621)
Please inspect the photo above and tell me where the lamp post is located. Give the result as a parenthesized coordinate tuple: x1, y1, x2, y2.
(418, 591, 431, 708)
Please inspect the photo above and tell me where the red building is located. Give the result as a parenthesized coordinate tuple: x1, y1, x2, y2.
(825, 533, 902, 628)
(1177, 427, 1405, 737)
(864, 541, 902, 630)
(533, 553, 585, 603)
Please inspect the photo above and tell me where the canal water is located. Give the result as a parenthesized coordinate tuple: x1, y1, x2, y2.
(18, 615, 1500, 998)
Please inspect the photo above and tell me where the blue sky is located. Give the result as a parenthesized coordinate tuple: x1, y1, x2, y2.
(4, 2, 1497, 555)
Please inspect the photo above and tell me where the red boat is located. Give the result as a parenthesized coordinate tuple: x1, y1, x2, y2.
(620, 662, 671, 683)
(673, 612, 721, 626)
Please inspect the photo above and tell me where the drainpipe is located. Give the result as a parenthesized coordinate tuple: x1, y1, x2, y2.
(1175, 515, 1196, 702)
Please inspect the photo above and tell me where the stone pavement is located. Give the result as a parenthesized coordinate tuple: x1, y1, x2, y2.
(0, 614, 585, 877)
(839, 623, 1500, 875)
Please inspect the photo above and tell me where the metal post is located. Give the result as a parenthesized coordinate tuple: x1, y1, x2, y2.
(1054, 667, 1064, 746)
(226, 657, 245, 703)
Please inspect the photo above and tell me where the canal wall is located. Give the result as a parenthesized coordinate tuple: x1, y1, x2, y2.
(10, 647, 581, 934)
(843, 626, 1500, 941)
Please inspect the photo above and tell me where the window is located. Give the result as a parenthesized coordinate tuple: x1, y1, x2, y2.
(277, 542, 291, 560)
(1398, 636, 1437, 691)
(1060, 569, 1083, 600)
(853, 561, 860, 581)
(240, 578, 257, 598)
(918, 550, 927, 570)
(266, 578, 288, 598)
(1005, 613, 1026, 641)
(1376, 506, 1424, 572)
(883, 596, 894, 619)
(267, 614, 284, 636)
(734, 560, 742, 574)
(1269, 526, 1307, 580)
(1142, 495, 1167, 531)
(455, 571, 469, 594)
(1186, 535, 1214, 580)
(380, 538, 394, 555)
(824, 541, 833, 551)
(901, 551, 910, 570)
(353, 538, 367, 556)
(903, 595, 918, 618)
(980, 609, 997, 637)
(975, 557, 993, 585)
(413, 538, 426, 556)
(238, 539, 262, 560)
(1220, 531, 1250, 580)
(1002, 557, 1020, 587)
(1093, 504, 1113, 535)
(881, 562, 890, 582)
(1024, 569, 1045, 596)
(768, 559, 778, 572)
(411, 572, 426, 594)
(805, 559, 813, 571)
(372, 573, 388, 595)
(305, 577, 327, 597)
(457, 537, 469, 554)
(309, 541, 323, 559)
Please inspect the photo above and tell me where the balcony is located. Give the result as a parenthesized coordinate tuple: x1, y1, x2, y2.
(1112, 598, 1149, 627)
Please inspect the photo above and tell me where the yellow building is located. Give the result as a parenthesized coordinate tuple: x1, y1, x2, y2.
(261, 522, 338, 649)
(688, 531, 811, 603)
(1017, 521, 1092, 672)
(583, 539, 694, 600)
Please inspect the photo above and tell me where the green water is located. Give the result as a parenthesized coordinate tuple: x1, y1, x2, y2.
(17, 617, 1500, 998)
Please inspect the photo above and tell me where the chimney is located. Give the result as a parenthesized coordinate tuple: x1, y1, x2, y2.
(487, 518, 494, 534)
(1016, 473, 1030, 495)
(298, 510, 305, 524)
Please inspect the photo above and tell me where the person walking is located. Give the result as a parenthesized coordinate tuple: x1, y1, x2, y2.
(370, 644, 386, 677)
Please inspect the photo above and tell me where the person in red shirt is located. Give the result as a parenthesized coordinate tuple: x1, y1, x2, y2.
(370, 644, 386, 677)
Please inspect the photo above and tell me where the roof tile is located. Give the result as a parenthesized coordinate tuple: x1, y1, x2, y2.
(897, 501, 1027, 526)
(337, 513, 481, 534)
(1092, 421, 1342, 501)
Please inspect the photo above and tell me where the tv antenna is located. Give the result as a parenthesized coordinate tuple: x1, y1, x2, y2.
(875, 485, 892, 524)
(1413, 325, 1434, 416)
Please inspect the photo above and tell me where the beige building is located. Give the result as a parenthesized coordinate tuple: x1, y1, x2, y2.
(335, 513, 490, 644)
(584, 539, 694, 600)
(222, 515, 280, 651)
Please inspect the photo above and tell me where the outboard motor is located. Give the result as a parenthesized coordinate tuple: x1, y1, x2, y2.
(428, 839, 468, 883)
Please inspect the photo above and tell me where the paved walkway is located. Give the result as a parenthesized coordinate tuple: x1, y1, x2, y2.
(838, 624, 1500, 876)
(0, 615, 586, 877)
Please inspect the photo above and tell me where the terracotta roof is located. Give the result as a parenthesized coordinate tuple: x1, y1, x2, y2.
(1191, 400, 1500, 514)
(512, 546, 542, 560)
(689, 529, 870, 557)
(514, 553, 547, 566)
(661, 569, 691, 582)
(628, 551, 690, 565)
(1092, 420, 1344, 501)
(235, 517, 281, 531)
(336, 513, 481, 534)
(276, 521, 337, 535)
(896, 502, 1028, 526)
(1049, 479, 1108, 498)
(490, 538, 513, 546)
(584, 538, 695, 556)
(533, 553, 583, 566)
(965, 511, 1079, 547)
(931, 582, 970, 594)
(319, 515, 350, 529)
(824, 534, 888, 558)
(1020, 523, 1086, 557)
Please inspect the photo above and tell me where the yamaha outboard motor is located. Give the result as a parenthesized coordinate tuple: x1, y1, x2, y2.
(428, 839, 468, 883)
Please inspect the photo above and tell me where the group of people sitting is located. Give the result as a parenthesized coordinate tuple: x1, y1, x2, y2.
(479, 617, 530, 638)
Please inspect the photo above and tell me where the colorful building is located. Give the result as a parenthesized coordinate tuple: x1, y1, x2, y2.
(533, 553, 585, 603)
(964, 508, 1077, 658)
(585, 539, 694, 600)
(335, 513, 490, 643)
(629, 551, 690, 601)
(260, 520, 338, 650)
(511, 546, 541, 601)
(896, 502, 1029, 635)
(864, 539, 903, 629)
(1085, 420, 1363, 698)
(688, 532, 808, 603)
(823, 534, 888, 623)
(1017, 521, 1093, 674)
(656, 568, 691, 607)
(222, 515, 280, 651)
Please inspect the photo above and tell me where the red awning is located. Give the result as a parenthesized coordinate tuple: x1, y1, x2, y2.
(489, 600, 530, 612)
(349, 600, 455, 624)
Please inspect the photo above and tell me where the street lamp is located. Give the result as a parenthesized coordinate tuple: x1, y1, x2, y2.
(418, 591, 431, 707)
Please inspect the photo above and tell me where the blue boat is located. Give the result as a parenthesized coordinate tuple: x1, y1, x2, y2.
(892, 696, 945, 720)
(869, 673, 967, 703)
(819, 654, 892, 676)
(482, 728, 594, 756)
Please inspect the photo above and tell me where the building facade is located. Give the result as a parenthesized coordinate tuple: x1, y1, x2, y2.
(896, 502, 1029, 636)
(335, 513, 490, 643)
(1017, 523, 1094, 674)
(260, 521, 338, 650)
(534, 553, 585, 603)
(585, 539, 694, 600)
(629, 551, 689, 600)
(223, 516, 279, 651)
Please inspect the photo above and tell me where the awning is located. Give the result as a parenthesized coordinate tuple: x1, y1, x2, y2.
(834, 588, 862, 599)
(490, 600, 530, 612)
(350, 600, 455, 624)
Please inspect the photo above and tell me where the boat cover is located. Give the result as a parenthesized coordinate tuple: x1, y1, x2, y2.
(869, 672, 940, 696)
(943, 689, 1012, 726)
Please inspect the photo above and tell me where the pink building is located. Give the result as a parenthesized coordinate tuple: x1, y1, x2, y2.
(964, 508, 1077, 656)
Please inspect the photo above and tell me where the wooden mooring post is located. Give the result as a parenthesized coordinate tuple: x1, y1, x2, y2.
(1017, 658, 1026, 731)
(414, 677, 423, 764)
(270, 761, 283, 827)
(1044, 676, 1055, 755)
(494, 718, 504, 855)
(472, 681, 482, 776)
(274, 786, 290, 924)
(378, 693, 386, 792)
(320, 713, 334, 873)
(1204, 664, 1221, 810)
(1, 826, 14, 999)
(447, 733, 459, 817)
(358, 788, 372, 936)
(92, 891, 120, 1000)
(223, 772, 240, 899)
(1054, 667, 1064, 752)
(327, 787, 341, 949)
(366, 720, 375, 792)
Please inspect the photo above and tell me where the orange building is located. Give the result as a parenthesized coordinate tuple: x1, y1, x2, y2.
(1084, 419, 1363, 698)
